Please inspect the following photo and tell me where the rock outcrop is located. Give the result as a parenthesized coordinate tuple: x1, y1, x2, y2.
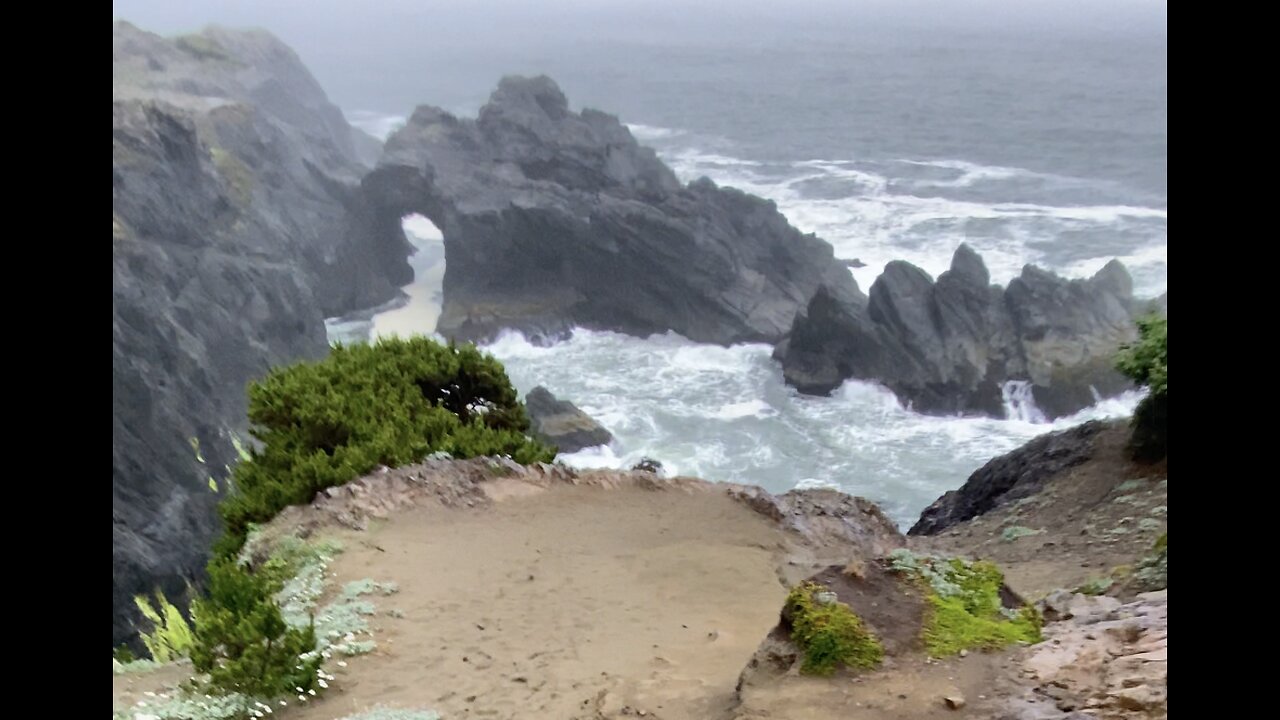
(364, 75, 859, 344)
(1015, 591, 1167, 718)
(112, 22, 408, 645)
(908, 420, 1109, 535)
(776, 244, 1139, 418)
(524, 386, 613, 453)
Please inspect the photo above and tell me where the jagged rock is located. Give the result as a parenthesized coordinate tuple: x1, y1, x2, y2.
(909, 420, 1109, 535)
(112, 22, 407, 646)
(524, 386, 613, 453)
(363, 75, 859, 344)
(1015, 591, 1167, 719)
(776, 244, 1140, 418)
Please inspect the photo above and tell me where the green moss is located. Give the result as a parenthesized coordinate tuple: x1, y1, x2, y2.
(784, 582, 884, 675)
(134, 590, 195, 662)
(924, 595, 1041, 657)
(887, 550, 1041, 657)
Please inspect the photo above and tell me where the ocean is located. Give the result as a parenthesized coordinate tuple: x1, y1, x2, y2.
(325, 13, 1166, 526)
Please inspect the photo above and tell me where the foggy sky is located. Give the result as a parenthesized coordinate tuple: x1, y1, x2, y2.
(113, 0, 1166, 120)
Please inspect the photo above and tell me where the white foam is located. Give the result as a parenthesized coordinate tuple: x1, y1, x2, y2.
(1001, 380, 1048, 424)
(346, 110, 407, 141)
(897, 158, 1033, 188)
(557, 443, 625, 469)
(483, 329, 1140, 526)
(625, 123, 686, 141)
(660, 145, 1167, 296)
(711, 399, 774, 420)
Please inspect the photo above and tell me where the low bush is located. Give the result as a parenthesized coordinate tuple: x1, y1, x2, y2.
(1116, 316, 1167, 461)
(216, 336, 553, 555)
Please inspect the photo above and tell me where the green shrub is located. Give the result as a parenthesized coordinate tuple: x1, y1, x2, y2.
(113, 644, 136, 663)
(134, 590, 195, 662)
(1116, 315, 1167, 461)
(190, 559, 321, 697)
(215, 336, 553, 555)
(784, 582, 884, 675)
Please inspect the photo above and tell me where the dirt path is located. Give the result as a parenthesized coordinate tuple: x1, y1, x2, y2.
(296, 485, 789, 720)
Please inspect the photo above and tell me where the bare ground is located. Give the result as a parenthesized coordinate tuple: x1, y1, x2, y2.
(114, 425, 1167, 720)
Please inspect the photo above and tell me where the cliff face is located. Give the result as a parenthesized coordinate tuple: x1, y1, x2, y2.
(775, 245, 1139, 419)
(111, 22, 408, 645)
(365, 75, 860, 344)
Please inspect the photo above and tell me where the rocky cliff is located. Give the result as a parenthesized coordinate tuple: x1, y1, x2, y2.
(365, 75, 860, 344)
(909, 420, 1111, 535)
(775, 244, 1139, 418)
(112, 22, 408, 646)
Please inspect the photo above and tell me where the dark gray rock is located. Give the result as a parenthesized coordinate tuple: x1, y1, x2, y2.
(524, 386, 612, 453)
(776, 244, 1140, 419)
(362, 75, 859, 344)
(908, 420, 1110, 535)
(631, 458, 665, 475)
(112, 22, 408, 647)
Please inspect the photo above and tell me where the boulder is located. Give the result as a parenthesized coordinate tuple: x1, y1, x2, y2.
(524, 386, 612, 453)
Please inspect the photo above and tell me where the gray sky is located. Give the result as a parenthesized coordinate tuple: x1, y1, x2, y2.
(113, 1, 1166, 118)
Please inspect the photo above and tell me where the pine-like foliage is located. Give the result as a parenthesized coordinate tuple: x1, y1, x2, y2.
(190, 559, 321, 696)
(216, 336, 554, 554)
(1116, 316, 1167, 461)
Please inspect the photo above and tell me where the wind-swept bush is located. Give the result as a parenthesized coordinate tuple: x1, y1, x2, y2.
(215, 336, 553, 554)
(190, 558, 321, 697)
(1116, 316, 1167, 461)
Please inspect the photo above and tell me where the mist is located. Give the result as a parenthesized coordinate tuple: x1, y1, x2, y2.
(113, 0, 1166, 119)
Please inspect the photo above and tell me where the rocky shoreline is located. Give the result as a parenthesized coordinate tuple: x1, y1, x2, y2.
(113, 21, 1159, 653)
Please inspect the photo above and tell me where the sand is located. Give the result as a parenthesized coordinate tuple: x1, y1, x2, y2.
(294, 485, 790, 720)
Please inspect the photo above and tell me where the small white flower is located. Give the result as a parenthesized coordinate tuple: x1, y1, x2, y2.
(318, 679, 329, 689)
(338, 660, 348, 667)
(298, 694, 306, 701)
(308, 689, 317, 696)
